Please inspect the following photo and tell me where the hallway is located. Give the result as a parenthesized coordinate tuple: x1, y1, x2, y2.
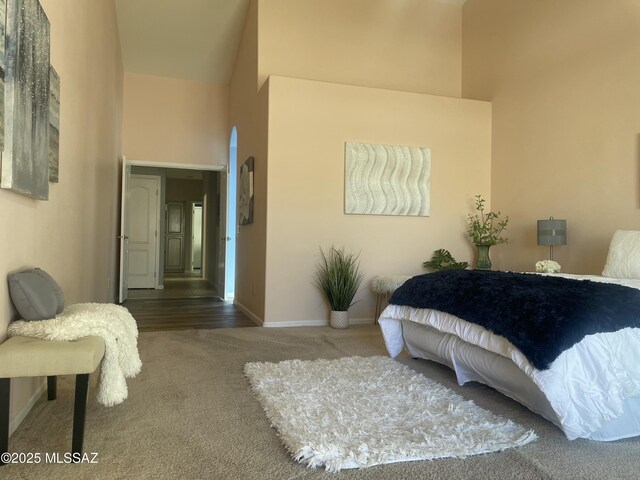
(123, 274, 255, 332)
(127, 273, 218, 300)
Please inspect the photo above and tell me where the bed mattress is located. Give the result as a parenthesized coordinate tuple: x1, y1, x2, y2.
(379, 274, 640, 441)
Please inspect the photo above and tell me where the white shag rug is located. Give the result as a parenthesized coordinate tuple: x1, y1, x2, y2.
(8, 303, 142, 407)
(245, 356, 536, 473)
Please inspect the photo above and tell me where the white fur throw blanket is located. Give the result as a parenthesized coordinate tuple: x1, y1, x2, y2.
(8, 303, 142, 407)
(371, 275, 412, 294)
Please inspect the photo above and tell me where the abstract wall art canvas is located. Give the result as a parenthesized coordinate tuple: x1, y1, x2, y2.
(0, 0, 51, 200)
(49, 65, 59, 182)
(239, 156, 254, 225)
(344, 142, 431, 216)
(0, 0, 6, 151)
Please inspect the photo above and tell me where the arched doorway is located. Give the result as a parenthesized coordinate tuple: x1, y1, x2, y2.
(225, 127, 238, 300)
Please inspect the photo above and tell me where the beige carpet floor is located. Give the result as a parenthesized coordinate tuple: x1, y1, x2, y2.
(4, 325, 640, 479)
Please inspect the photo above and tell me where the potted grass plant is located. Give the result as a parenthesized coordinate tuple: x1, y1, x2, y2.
(314, 246, 364, 329)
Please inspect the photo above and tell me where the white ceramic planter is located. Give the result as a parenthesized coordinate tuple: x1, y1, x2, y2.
(330, 310, 349, 329)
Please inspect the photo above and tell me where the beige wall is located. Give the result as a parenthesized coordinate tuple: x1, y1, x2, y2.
(265, 76, 491, 324)
(258, 0, 462, 97)
(1, 0, 123, 431)
(230, 0, 269, 322)
(462, 0, 640, 274)
(122, 73, 230, 167)
(230, 0, 469, 322)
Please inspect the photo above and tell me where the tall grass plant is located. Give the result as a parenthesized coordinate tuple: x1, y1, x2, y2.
(314, 246, 364, 311)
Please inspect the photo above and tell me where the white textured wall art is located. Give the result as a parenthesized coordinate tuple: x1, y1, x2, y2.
(345, 142, 431, 216)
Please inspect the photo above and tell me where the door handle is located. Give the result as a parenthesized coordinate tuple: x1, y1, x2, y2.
(118, 235, 129, 240)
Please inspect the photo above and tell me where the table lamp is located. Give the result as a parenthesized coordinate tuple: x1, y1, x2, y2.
(537, 217, 567, 260)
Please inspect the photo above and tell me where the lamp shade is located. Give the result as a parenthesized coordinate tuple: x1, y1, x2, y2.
(537, 218, 567, 246)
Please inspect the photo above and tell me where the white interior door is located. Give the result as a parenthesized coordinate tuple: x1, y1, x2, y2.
(191, 203, 203, 271)
(225, 129, 237, 300)
(118, 158, 130, 303)
(128, 175, 160, 289)
(201, 194, 208, 278)
(217, 171, 228, 298)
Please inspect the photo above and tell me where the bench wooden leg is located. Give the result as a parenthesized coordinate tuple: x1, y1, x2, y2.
(374, 295, 382, 324)
(47, 376, 57, 401)
(71, 374, 89, 458)
(0, 378, 10, 466)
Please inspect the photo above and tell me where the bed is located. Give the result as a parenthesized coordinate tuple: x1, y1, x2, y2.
(378, 231, 640, 441)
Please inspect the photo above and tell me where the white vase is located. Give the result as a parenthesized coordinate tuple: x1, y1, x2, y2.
(330, 310, 349, 329)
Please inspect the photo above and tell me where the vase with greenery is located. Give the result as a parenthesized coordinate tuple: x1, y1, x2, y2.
(423, 249, 468, 271)
(314, 246, 364, 329)
(466, 195, 509, 270)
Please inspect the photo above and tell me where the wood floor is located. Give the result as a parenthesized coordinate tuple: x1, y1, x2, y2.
(123, 275, 256, 332)
(124, 297, 256, 332)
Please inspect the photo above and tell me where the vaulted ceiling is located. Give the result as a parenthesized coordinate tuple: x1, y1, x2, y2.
(115, 0, 250, 83)
(115, 0, 467, 84)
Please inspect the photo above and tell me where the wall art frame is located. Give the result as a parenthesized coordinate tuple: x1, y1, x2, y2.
(0, 0, 51, 200)
(239, 156, 254, 225)
(344, 142, 431, 217)
(48, 65, 59, 183)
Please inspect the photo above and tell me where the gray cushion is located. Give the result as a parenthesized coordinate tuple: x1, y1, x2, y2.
(8, 268, 65, 321)
(31, 268, 64, 313)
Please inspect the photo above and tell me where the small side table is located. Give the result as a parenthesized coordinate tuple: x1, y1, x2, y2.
(371, 275, 411, 323)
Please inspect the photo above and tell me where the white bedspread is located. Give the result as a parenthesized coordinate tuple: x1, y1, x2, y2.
(379, 274, 640, 440)
(8, 303, 142, 407)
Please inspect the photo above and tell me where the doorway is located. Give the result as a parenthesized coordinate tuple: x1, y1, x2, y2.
(225, 127, 238, 300)
(118, 159, 250, 330)
(191, 202, 203, 272)
(119, 160, 229, 301)
(165, 201, 186, 273)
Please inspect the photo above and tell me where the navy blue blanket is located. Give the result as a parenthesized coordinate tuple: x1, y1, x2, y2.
(389, 270, 640, 370)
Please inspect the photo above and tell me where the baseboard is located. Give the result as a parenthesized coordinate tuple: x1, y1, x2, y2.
(262, 317, 375, 328)
(229, 303, 377, 328)
(233, 300, 264, 326)
(349, 317, 376, 325)
(263, 319, 326, 328)
(10, 380, 46, 436)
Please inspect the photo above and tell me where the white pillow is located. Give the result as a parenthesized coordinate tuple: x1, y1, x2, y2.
(602, 230, 640, 279)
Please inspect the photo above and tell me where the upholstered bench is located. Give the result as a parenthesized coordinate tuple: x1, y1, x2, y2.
(0, 335, 105, 465)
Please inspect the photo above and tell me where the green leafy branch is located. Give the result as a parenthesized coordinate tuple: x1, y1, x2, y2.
(466, 195, 509, 246)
